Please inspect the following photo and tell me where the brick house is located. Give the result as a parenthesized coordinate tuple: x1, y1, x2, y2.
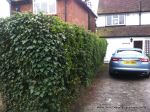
(9, 0, 96, 32)
(97, 0, 150, 62)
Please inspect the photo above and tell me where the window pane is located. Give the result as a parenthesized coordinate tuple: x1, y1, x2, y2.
(33, 0, 57, 14)
(113, 15, 118, 18)
(107, 16, 112, 25)
(49, 0, 56, 14)
(119, 15, 125, 24)
(106, 14, 125, 26)
(113, 15, 119, 25)
(41, 0, 47, 13)
(34, 3, 40, 14)
(113, 19, 118, 25)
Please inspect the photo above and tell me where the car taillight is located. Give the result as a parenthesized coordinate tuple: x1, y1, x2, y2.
(111, 58, 121, 61)
(140, 58, 149, 62)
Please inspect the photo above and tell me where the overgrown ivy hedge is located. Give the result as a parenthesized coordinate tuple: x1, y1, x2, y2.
(0, 13, 107, 112)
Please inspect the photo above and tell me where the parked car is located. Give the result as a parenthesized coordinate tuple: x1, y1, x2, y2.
(109, 48, 150, 77)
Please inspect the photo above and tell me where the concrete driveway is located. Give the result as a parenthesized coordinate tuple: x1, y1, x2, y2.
(72, 65, 150, 112)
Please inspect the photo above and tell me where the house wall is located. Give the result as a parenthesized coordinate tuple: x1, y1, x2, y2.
(96, 15, 105, 27)
(57, 0, 65, 20)
(97, 12, 150, 27)
(126, 13, 139, 25)
(12, 1, 65, 19)
(104, 37, 150, 63)
(89, 14, 96, 32)
(67, 0, 88, 30)
(141, 12, 150, 25)
(11, 2, 32, 13)
(104, 38, 133, 63)
(20, 4, 32, 12)
(11, 0, 95, 32)
(57, 0, 96, 31)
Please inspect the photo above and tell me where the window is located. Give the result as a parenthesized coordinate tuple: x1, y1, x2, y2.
(106, 14, 125, 26)
(33, 0, 56, 14)
(145, 40, 150, 55)
(117, 50, 142, 54)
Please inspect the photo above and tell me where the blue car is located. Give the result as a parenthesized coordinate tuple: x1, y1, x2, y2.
(109, 48, 150, 77)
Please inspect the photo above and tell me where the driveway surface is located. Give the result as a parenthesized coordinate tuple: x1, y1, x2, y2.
(72, 65, 150, 112)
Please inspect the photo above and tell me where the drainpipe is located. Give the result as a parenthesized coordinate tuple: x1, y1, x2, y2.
(88, 14, 91, 31)
(64, 0, 67, 22)
(139, 1, 142, 25)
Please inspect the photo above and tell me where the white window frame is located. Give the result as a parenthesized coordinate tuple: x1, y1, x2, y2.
(33, 0, 57, 15)
(106, 14, 126, 26)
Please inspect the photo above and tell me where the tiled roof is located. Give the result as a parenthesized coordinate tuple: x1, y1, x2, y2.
(97, 25, 150, 37)
(98, 0, 150, 14)
(76, 0, 97, 17)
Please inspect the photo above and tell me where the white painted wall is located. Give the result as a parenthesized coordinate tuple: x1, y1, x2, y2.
(104, 37, 150, 63)
(104, 38, 133, 63)
(97, 12, 150, 27)
(0, 0, 10, 18)
(97, 13, 140, 27)
(126, 13, 139, 25)
(96, 16, 105, 27)
(96, 12, 150, 62)
(141, 12, 150, 25)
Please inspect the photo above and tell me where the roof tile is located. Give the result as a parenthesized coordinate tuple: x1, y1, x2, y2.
(97, 25, 150, 37)
(98, 0, 150, 14)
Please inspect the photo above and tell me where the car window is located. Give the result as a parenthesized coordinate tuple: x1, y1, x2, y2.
(117, 50, 142, 53)
(117, 50, 142, 55)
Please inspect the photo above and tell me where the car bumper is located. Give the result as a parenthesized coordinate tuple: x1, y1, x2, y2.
(109, 67, 150, 75)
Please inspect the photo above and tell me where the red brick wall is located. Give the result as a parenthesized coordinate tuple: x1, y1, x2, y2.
(89, 14, 96, 32)
(11, 2, 32, 13)
(58, 0, 96, 32)
(66, 0, 89, 30)
(57, 0, 93, 31)
(57, 0, 65, 21)
(20, 4, 32, 13)
(11, 0, 95, 32)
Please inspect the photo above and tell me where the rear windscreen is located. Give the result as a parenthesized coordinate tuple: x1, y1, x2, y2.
(116, 50, 143, 56)
(117, 50, 142, 54)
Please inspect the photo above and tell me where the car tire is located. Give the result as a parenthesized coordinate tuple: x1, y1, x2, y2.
(109, 71, 115, 77)
(144, 74, 150, 78)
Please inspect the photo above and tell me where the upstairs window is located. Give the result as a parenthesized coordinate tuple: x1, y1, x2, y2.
(106, 14, 125, 26)
(33, 0, 56, 14)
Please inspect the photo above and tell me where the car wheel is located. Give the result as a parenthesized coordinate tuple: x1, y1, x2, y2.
(144, 74, 150, 78)
(109, 70, 115, 77)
